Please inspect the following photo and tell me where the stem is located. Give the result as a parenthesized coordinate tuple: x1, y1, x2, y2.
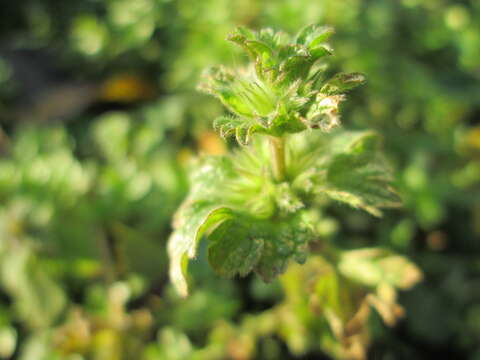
(269, 136, 286, 182)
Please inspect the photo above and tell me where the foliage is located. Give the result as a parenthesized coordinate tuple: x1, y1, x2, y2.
(0, 0, 479, 359)
(166, 25, 421, 357)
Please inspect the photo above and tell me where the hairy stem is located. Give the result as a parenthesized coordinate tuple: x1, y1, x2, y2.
(269, 136, 286, 182)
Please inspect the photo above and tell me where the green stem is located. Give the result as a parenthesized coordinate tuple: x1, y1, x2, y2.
(269, 136, 286, 182)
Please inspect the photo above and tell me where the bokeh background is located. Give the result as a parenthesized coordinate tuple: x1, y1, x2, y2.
(0, 0, 479, 359)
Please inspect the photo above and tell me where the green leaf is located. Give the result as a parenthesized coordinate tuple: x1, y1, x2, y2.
(295, 24, 317, 45)
(255, 216, 313, 282)
(198, 66, 254, 117)
(274, 183, 304, 215)
(308, 26, 335, 48)
(321, 72, 366, 95)
(279, 56, 312, 83)
(309, 45, 333, 60)
(188, 156, 236, 201)
(168, 201, 234, 296)
(208, 218, 264, 278)
(213, 116, 242, 138)
(296, 25, 335, 47)
(213, 116, 260, 145)
(313, 131, 401, 216)
(338, 248, 423, 289)
(245, 40, 274, 63)
(227, 26, 256, 43)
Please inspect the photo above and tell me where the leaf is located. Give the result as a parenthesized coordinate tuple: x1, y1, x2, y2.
(274, 183, 304, 215)
(321, 72, 366, 95)
(338, 248, 423, 289)
(213, 116, 243, 138)
(208, 218, 264, 278)
(255, 216, 313, 281)
(245, 40, 274, 63)
(213, 116, 260, 145)
(319, 131, 402, 216)
(279, 56, 312, 83)
(308, 26, 335, 48)
(228, 27, 255, 43)
(168, 201, 234, 296)
(198, 66, 254, 117)
(305, 94, 345, 131)
(309, 45, 333, 60)
(295, 24, 319, 45)
(188, 156, 236, 201)
(228, 29, 276, 75)
(296, 25, 335, 49)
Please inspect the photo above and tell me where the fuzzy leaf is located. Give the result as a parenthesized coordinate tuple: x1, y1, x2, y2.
(279, 56, 312, 83)
(245, 40, 274, 63)
(255, 216, 313, 281)
(308, 26, 335, 48)
(188, 156, 236, 201)
(321, 72, 366, 95)
(309, 45, 333, 60)
(213, 116, 241, 138)
(295, 24, 334, 46)
(210, 210, 316, 285)
(317, 131, 401, 216)
(208, 218, 264, 278)
(213, 116, 260, 145)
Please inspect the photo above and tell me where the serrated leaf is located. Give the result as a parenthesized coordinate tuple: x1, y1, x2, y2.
(198, 67, 254, 117)
(245, 40, 274, 62)
(208, 219, 264, 278)
(295, 24, 318, 45)
(279, 56, 312, 83)
(296, 25, 335, 47)
(308, 26, 335, 48)
(213, 116, 260, 145)
(321, 72, 366, 95)
(255, 217, 313, 281)
(168, 202, 234, 296)
(213, 116, 242, 138)
(319, 131, 401, 216)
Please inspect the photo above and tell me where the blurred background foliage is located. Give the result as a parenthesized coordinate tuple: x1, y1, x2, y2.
(0, 0, 479, 359)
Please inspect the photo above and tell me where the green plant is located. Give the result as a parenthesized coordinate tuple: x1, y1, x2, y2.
(167, 24, 423, 358)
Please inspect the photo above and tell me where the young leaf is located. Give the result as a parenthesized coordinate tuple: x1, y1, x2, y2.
(309, 45, 333, 60)
(308, 26, 335, 48)
(321, 72, 366, 95)
(295, 25, 334, 47)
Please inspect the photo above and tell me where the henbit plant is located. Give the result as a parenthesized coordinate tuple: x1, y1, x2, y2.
(167, 25, 421, 337)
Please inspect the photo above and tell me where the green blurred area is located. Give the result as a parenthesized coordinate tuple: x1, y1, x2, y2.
(0, 0, 479, 359)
